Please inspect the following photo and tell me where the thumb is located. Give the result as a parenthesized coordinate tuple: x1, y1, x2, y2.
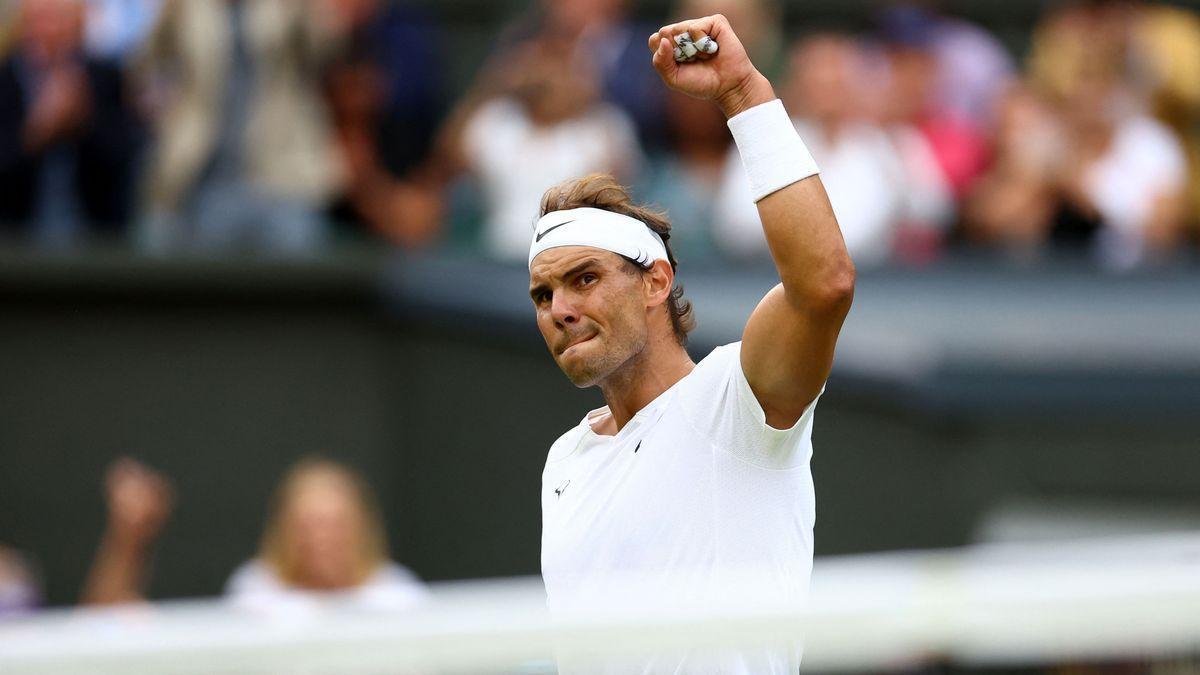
(651, 37, 677, 81)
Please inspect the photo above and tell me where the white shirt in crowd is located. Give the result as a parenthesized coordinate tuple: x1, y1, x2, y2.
(225, 559, 429, 614)
(541, 342, 820, 674)
(1085, 115, 1188, 270)
(713, 118, 952, 266)
(462, 98, 641, 261)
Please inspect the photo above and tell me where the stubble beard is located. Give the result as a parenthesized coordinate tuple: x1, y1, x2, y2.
(560, 328, 647, 389)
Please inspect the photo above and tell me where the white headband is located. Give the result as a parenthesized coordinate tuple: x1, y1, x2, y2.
(528, 207, 669, 270)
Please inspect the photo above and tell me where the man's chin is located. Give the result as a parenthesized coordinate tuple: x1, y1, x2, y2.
(557, 351, 606, 388)
(558, 359, 602, 388)
(565, 370, 601, 388)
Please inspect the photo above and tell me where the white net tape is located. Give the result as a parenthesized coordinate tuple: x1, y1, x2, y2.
(4, 532, 1200, 674)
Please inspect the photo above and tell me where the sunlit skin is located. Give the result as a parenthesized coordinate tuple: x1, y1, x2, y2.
(280, 471, 367, 591)
(529, 246, 695, 435)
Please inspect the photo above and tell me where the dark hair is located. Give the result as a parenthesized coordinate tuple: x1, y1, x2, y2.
(539, 174, 696, 345)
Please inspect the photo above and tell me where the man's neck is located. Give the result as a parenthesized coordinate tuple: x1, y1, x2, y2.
(596, 339, 695, 434)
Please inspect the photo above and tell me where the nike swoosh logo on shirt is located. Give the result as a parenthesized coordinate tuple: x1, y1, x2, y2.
(535, 219, 575, 242)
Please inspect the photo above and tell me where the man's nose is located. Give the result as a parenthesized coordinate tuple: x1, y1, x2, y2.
(551, 292, 579, 327)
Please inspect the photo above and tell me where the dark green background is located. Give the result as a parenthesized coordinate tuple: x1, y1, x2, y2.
(2, 249, 1198, 606)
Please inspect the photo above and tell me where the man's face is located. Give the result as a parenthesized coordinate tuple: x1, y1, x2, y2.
(529, 247, 649, 387)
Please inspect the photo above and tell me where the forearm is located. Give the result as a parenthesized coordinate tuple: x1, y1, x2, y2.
(81, 534, 152, 605)
(649, 13, 852, 416)
(723, 79, 854, 309)
(756, 179, 855, 309)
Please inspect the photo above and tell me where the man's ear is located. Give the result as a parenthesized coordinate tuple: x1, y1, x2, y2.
(643, 259, 674, 309)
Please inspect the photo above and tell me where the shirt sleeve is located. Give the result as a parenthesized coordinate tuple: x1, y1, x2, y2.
(676, 342, 822, 469)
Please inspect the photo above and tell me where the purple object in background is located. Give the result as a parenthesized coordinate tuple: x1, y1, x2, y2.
(0, 547, 40, 618)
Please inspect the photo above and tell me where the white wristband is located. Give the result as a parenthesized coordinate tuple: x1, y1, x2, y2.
(727, 99, 819, 202)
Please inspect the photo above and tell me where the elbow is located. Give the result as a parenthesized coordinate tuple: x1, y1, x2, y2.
(807, 257, 856, 314)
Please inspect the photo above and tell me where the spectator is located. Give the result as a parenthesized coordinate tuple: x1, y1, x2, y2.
(323, 0, 444, 247)
(0, 0, 141, 244)
(1130, 3, 1200, 237)
(875, 5, 994, 202)
(437, 32, 641, 262)
(0, 545, 39, 617)
(1058, 63, 1187, 269)
(494, 0, 671, 154)
(551, 0, 669, 153)
(226, 458, 427, 613)
(961, 84, 1066, 257)
(134, 0, 345, 256)
(82, 456, 426, 611)
(1028, 0, 1199, 260)
(81, 457, 174, 605)
(892, 3, 1015, 132)
(712, 33, 946, 266)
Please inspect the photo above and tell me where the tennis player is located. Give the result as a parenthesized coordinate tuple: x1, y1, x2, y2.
(530, 14, 854, 673)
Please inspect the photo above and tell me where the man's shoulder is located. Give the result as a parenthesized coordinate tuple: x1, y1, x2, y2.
(664, 342, 743, 426)
(680, 342, 742, 390)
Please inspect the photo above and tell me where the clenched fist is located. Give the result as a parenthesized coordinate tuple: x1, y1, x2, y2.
(648, 14, 776, 119)
(103, 457, 174, 548)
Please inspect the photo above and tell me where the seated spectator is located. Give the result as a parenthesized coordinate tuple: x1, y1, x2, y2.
(0, 0, 140, 244)
(875, 5, 993, 204)
(967, 4, 1189, 269)
(437, 32, 641, 262)
(227, 458, 427, 612)
(712, 33, 948, 266)
(1027, 1, 1193, 267)
(522, 0, 672, 154)
(961, 84, 1066, 257)
(323, 0, 445, 247)
(0, 545, 39, 617)
(82, 456, 426, 611)
(884, 3, 1015, 134)
(1056, 61, 1188, 269)
(1129, 3, 1200, 240)
(134, 0, 345, 256)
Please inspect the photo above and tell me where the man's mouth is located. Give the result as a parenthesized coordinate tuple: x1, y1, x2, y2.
(558, 333, 595, 355)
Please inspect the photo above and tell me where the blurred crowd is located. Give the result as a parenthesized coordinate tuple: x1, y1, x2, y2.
(1, 456, 427, 615)
(1, 0, 1199, 270)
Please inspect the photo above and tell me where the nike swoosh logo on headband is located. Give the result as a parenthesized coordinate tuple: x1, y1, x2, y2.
(535, 219, 575, 242)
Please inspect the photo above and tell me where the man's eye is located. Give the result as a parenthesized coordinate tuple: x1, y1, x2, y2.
(579, 273, 597, 286)
(537, 291, 552, 304)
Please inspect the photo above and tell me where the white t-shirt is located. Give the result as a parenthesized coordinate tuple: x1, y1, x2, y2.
(541, 342, 820, 674)
(225, 559, 429, 615)
(462, 98, 641, 261)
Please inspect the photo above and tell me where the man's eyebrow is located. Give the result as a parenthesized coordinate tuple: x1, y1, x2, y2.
(562, 259, 599, 280)
(529, 259, 601, 300)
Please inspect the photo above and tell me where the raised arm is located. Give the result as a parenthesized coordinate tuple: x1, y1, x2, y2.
(81, 458, 174, 605)
(649, 15, 854, 428)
